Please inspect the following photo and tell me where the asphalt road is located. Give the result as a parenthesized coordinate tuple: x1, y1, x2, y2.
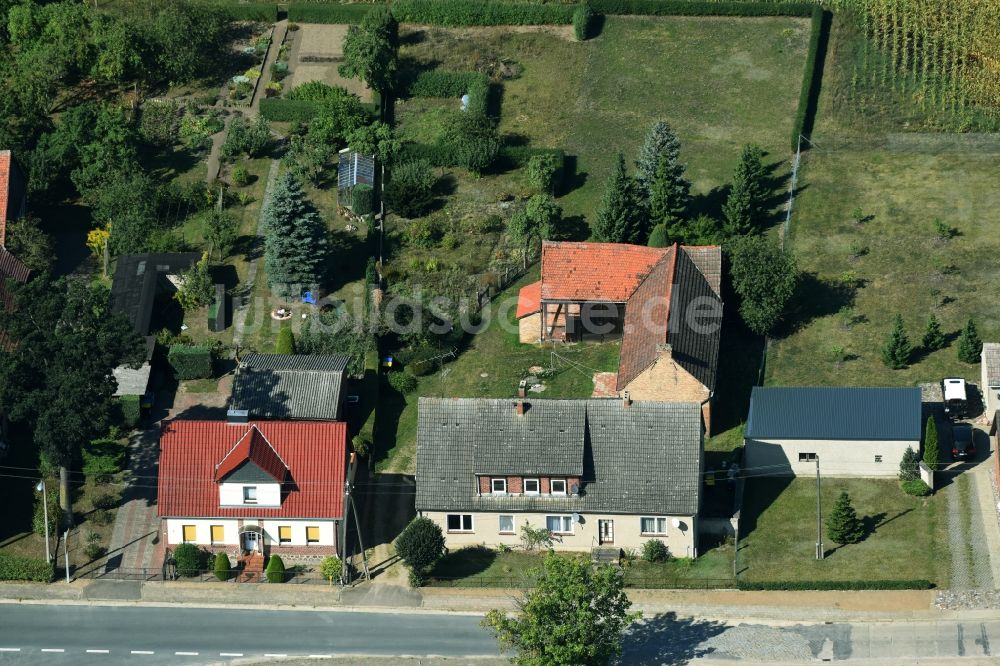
(0, 604, 498, 664)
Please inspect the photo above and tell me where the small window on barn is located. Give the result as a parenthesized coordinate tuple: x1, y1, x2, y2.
(875, 455, 883, 463)
(798, 452, 817, 462)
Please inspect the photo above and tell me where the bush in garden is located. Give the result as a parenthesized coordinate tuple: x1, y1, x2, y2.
(386, 159, 436, 218)
(214, 552, 232, 581)
(320, 556, 342, 584)
(139, 100, 179, 146)
(32, 489, 63, 537)
(465, 75, 489, 117)
(92, 492, 120, 512)
(0, 553, 53, 582)
(443, 112, 501, 175)
(167, 345, 213, 380)
(901, 479, 932, 496)
(352, 184, 375, 215)
(527, 153, 561, 194)
(232, 165, 250, 187)
(116, 394, 141, 429)
(405, 216, 442, 249)
(642, 539, 669, 562)
(387, 370, 418, 394)
(271, 61, 289, 81)
(352, 434, 371, 457)
(404, 71, 484, 98)
(573, 2, 594, 40)
(265, 554, 286, 583)
(391, 0, 575, 26)
(179, 111, 224, 150)
(173, 543, 205, 577)
(82, 438, 127, 482)
(275, 327, 296, 355)
(395, 517, 445, 586)
(259, 99, 322, 122)
(288, 81, 350, 102)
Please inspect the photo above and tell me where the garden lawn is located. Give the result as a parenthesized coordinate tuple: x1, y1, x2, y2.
(375, 271, 620, 473)
(765, 148, 1000, 388)
(739, 478, 947, 585)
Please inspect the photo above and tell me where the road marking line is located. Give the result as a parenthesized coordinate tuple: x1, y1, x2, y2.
(308, 655, 332, 659)
(41, 649, 64, 653)
(220, 653, 244, 657)
(175, 651, 199, 656)
(0, 648, 20, 652)
(265, 654, 287, 658)
(131, 650, 155, 655)
(86, 649, 110, 654)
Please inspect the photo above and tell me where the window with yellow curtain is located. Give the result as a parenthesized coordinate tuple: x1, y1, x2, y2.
(278, 526, 292, 544)
(210, 525, 224, 543)
(306, 526, 320, 543)
(182, 525, 197, 542)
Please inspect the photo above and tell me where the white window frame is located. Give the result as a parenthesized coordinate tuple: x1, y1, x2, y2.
(798, 452, 817, 462)
(546, 514, 573, 534)
(550, 479, 567, 496)
(491, 478, 507, 495)
(640, 516, 668, 536)
(446, 514, 474, 532)
(498, 515, 515, 534)
(243, 486, 258, 504)
(523, 478, 540, 495)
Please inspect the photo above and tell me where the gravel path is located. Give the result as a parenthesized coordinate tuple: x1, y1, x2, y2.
(947, 473, 994, 592)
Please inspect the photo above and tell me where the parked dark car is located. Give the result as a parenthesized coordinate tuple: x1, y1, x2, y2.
(951, 424, 975, 460)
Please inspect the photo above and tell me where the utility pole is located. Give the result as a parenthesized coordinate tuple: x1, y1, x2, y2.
(815, 456, 824, 560)
(63, 530, 70, 583)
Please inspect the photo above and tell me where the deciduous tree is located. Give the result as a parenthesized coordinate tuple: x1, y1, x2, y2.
(727, 235, 797, 336)
(339, 6, 398, 95)
(443, 112, 500, 175)
(394, 517, 444, 585)
(483, 552, 641, 666)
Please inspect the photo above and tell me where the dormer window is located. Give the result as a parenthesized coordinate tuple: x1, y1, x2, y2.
(524, 478, 540, 495)
(243, 486, 257, 504)
(550, 479, 567, 495)
(491, 478, 507, 495)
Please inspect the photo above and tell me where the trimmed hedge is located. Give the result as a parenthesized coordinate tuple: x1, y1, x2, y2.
(217, 3, 278, 22)
(259, 98, 322, 122)
(116, 394, 141, 429)
(466, 74, 489, 116)
(287, 4, 374, 24)
(738, 579, 934, 591)
(398, 142, 564, 171)
(352, 184, 375, 215)
(403, 70, 486, 98)
(167, 345, 213, 380)
(573, 2, 594, 40)
(791, 7, 831, 150)
(0, 553, 53, 582)
(392, 0, 575, 26)
(589, 0, 814, 17)
(265, 554, 286, 583)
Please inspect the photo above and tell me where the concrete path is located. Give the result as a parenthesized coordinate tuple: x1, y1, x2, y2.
(204, 115, 231, 185)
(102, 429, 161, 574)
(248, 20, 287, 118)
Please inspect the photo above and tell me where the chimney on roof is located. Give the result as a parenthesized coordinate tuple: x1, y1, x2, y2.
(622, 391, 632, 409)
(517, 379, 527, 398)
(516, 400, 527, 416)
(656, 343, 673, 358)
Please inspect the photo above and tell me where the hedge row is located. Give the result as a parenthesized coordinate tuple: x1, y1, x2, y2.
(0, 553, 54, 582)
(399, 141, 565, 168)
(259, 98, 379, 122)
(167, 345, 213, 380)
(403, 70, 487, 99)
(589, 0, 814, 17)
(287, 4, 374, 23)
(392, 0, 575, 26)
(791, 7, 830, 150)
(116, 394, 141, 430)
(217, 3, 278, 22)
(738, 579, 934, 591)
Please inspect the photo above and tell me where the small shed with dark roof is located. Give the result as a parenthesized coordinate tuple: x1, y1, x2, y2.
(229, 352, 350, 421)
(110, 252, 201, 340)
(744, 386, 922, 477)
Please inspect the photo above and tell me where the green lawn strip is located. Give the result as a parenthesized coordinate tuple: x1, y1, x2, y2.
(766, 149, 1000, 387)
(182, 378, 221, 393)
(375, 270, 620, 473)
(739, 477, 944, 585)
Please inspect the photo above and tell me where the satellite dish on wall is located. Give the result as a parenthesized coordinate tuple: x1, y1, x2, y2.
(570, 483, 580, 495)
(671, 518, 682, 529)
(572, 512, 582, 523)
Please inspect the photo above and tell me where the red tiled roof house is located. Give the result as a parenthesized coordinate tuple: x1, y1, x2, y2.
(516, 241, 723, 432)
(158, 419, 349, 558)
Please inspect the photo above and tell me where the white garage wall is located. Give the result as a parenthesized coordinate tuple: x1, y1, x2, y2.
(744, 439, 918, 477)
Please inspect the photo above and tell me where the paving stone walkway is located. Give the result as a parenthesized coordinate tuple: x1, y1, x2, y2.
(103, 429, 161, 574)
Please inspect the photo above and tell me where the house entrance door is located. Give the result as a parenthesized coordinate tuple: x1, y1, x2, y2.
(598, 520, 614, 545)
(242, 531, 260, 552)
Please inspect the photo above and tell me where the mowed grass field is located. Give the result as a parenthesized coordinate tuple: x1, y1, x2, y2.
(766, 147, 1000, 388)
(399, 16, 810, 231)
(739, 478, 947, 585)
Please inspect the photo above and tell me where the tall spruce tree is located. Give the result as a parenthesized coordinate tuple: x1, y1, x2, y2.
(636, 120, 686, 193)
(722, 144, 766, 237)
(958, 318, 982, 363)
(826, 491, 865, 545)
(880, 314, 912, 369)
(923, 416, 939, 469)
(593, 153, 647, 244)
(263, 172, 330, 297)
(648, 152, 690, 238)
(922, 312, 945, 351)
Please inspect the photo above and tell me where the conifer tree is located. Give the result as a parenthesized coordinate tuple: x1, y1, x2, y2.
(263, 172, 330, 298)
(826, 491, 864, 544)
(636, 120, 686, 194)
(648, 152, 690, 238)
(881, 314, 911, 369)
(722, 144, 766, 237)
(923, 416, 939, 469)
(922, 312, 945, 351)
(958, 318, 982, 363)
(593, 153, 646, 244)
(647, 223, 669, 248)
(898, 446, 919, 482)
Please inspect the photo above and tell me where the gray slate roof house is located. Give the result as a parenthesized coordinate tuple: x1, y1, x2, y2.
(229, 352, 350, 421)
(744, 387, 922, 477)
(416, 397, 703, 517)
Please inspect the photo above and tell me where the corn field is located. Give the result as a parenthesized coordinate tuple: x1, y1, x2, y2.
(838, 0, 1000, 128)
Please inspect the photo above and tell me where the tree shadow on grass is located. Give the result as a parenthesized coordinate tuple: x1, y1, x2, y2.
(737, 477, 793, 542)
(428, 545, 496, 580)
(232, 234, 263, 263)
(617, 612, 728, 665)
(776, 271, 858, 337)
(557, 154, 587, 198)
(325, 229, 367, 294)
